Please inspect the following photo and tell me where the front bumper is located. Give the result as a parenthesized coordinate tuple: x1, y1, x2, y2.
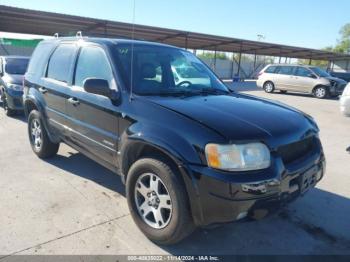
(4, 89, 24, 110)
(329, 84, 346, 96)
(182, 138, 325, 226)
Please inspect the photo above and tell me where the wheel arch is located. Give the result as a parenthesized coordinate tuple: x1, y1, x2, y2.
(312, 84, 329, 94)
(120, 138, 202, 225)
(24, 96, 59, 143)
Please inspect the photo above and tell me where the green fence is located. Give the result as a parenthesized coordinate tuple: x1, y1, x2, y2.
(0, 38, 42, 47)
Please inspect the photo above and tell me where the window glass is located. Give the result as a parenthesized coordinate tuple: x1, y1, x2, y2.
(74, 46, 114, 88)
(47, 44, 77, 83)
(265, 66, 277, 73)
(295, 67, 312, 77)
(310, 67, 330, 77)
(112, 44, 224, 96)
(276, 66, 294, 75)
(27, 42, 54, 75)
(4, 58, 29, 75)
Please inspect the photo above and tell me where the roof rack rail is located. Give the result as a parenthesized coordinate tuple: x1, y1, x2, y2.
(54, 33, 59, 38)
(76, 31, 82, 38)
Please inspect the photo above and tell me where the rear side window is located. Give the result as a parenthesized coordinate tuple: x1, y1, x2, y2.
(276, 66, 294, 75)
(265, 66, 277, 73)
(74, 46, 114, 88)
(47, 44, 77, 83)
(27, 42, 54, 75)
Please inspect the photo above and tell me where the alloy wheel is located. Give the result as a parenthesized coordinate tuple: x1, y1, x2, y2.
(264, 83, 274, 92)
(315, 87, 326, 98)
(134, 172, 173, 229)
(31, 119, 43, 151)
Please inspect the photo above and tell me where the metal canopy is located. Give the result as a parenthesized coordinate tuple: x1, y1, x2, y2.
(1, 5, 349, 61)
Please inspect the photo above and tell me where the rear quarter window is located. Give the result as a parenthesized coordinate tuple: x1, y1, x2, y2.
(265, 66, 277, 73)
(47, 44, 77, 83)
(27, 42, 55, 76)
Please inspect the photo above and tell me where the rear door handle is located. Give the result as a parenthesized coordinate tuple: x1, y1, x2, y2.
(67, 97, 80, 106)
(39, 87, 48, 94)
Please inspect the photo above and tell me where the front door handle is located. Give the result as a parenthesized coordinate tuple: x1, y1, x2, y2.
(39, 87, 48, 94)
(67, 97, 80, 106)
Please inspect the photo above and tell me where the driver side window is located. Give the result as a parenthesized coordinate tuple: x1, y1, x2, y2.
(295, 67, 312, 77)
(74, 46, 115, 89)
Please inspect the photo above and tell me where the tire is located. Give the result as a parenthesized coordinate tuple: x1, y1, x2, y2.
(28, 110, 59, 158)
(313, 86, 328, 99)
(280, 90, 287, 94)
(3, 95, 16, 116)
(126, 157, 195, 245)
(263, 81, 275, 93)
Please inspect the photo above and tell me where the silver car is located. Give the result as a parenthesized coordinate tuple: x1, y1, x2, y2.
(257, 64, 347, 99)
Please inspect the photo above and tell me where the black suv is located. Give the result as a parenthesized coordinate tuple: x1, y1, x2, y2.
(23, 37, 325, 245)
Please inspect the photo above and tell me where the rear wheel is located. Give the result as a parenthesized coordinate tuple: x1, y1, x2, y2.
(263, 81, 275, 93)
(126, 158, 195, 245)
(28, 110, 59, 158)
(313, 86, 328, 99)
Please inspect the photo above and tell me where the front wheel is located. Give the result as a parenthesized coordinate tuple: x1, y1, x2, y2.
(28, 110, 59, 158)
(313, 86, 328, 99)
(126, 158, 195, 245)
(263, 81, 275, 93)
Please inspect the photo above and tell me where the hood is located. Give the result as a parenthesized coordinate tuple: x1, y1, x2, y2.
(2, 74, 23, 85)
(143, 94, 315, 148)
(325, 76, 347, 85)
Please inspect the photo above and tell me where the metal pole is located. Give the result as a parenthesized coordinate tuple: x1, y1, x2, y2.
(237, 52, 242, 76)
(285, 57, 288, 63)
(231, 53, 235, 79)
(253, 52, 257, 70)
(214, 48, 217, 72)
(279, 56, 282, 63)
(236, 43, 243, 76)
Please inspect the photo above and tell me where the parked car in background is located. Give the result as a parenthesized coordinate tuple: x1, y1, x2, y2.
(340, 83, 350, 116)
(330, 71, 350, 83)
(23, 37, 325, 245)
(0, 56, 30, 116)
(257, 64, 347, 99)
(172, 66, 211, 86)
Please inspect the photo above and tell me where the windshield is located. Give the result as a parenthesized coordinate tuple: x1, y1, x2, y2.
(310, 67, 330, 78)
(113, 44, 229, 96)
(4, 58, 29, 75)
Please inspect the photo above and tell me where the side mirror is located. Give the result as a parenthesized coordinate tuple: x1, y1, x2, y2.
(84, 78, 113, 98)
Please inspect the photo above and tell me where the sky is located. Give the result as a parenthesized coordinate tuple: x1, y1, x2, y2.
(1, 0, 350, 49)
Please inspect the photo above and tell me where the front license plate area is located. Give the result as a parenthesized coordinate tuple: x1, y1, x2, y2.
(301, 166, 318, 194)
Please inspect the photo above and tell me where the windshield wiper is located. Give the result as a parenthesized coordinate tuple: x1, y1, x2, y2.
(198, 88, 230, 96)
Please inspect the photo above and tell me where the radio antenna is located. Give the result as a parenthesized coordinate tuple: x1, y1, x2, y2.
(129, 0, 136, 102)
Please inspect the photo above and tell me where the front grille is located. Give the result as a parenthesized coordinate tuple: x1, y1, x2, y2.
(277, 136, 316, 164)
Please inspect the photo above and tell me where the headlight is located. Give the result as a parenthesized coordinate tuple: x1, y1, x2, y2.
(205, 142, 270, 171)
(7, 83, 23, 91)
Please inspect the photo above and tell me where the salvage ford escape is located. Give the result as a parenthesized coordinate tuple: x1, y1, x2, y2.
(23, 37, 325, 245)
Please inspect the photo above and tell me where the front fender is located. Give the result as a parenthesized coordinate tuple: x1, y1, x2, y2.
(118, 123, 204, 225)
